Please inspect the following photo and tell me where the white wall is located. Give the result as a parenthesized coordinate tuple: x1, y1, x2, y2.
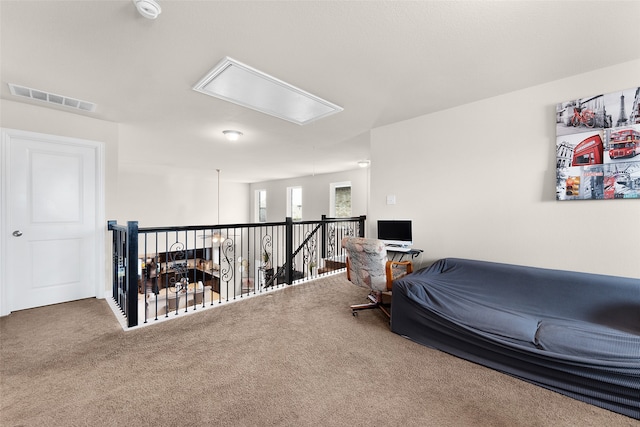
(249, 168, 369, 222)
(370, 59, 640, 278)
(116, 124, 250, 227)
(117, 164, 249, 227)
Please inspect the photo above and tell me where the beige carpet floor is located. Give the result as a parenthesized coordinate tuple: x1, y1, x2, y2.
(1, 273, 637, 427)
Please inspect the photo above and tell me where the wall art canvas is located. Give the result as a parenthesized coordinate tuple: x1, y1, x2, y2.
(556, 86, 640, 200)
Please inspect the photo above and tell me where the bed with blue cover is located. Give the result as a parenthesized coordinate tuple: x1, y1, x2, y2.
(390, 258, 640, 419)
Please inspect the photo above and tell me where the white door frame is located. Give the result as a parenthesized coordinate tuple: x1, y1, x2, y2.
(0, 128, 105, 316)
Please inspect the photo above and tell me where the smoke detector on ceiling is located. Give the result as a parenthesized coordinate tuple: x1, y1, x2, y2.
(134, 0, 161, 19)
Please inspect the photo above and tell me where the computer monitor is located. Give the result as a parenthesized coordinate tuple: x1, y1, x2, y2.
(377, 220, 413, 247)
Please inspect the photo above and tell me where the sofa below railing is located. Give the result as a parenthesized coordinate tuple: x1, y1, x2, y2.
(108, 216, 365, 327)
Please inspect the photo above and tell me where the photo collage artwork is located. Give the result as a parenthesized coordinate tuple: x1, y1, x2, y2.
(556, 86, 640, 200)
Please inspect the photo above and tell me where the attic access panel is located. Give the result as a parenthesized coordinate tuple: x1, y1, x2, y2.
(193, 57, 343, 125)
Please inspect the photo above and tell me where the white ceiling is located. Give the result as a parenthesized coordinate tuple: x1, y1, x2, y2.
(2, 1, 639, 183)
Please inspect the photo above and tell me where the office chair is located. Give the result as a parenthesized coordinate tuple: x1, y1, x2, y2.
(341, 237, 413, 318)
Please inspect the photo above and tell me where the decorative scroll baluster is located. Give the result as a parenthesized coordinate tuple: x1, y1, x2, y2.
(260, 233, 273, 290)
(303, 230, 317, 278)
(167, 241, 188, 314)
(220, 236, 235, 301)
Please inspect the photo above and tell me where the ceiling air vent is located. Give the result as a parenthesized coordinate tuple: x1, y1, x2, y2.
(193, 57, 343, 125)
(8, 83, 97, 113)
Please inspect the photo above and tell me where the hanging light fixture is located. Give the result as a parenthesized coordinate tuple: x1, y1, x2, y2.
(357, 160, 370, 168)
(223, 130, 243, 141)
(212, 169, 223, 244)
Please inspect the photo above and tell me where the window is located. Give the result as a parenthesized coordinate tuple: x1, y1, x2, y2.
(287, 186, 302, 221)
(256, 190, 267, 222)
(330, 182, 351, 218)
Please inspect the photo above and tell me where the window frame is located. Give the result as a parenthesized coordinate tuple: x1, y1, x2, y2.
(329, 181, 351, 218)
(255, 189, 267, 222)
(286, 186, 302, 221)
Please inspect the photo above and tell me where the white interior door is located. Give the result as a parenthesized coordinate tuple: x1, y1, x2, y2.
(2, 129, 103, 313)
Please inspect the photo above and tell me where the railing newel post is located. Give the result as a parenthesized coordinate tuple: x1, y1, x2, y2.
(285, 217, 293, 285)
(108, 220, 118, 301)
(127, 221, 139, 327)
(321, 214, 327, 260)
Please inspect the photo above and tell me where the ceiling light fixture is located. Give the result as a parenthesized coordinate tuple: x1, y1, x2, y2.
(134, 0, 161, 19)
(222, 130, 243, 141)
(357, 160, 370, 168)
(193, 57, 343, 125)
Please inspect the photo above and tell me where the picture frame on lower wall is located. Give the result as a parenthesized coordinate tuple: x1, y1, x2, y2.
(556, 86, 640, 200)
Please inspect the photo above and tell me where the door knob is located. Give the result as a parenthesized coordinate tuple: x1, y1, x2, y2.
(12, 230, 23, 237)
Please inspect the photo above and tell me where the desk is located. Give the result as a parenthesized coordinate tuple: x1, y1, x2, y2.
(387, 248, 423, 261)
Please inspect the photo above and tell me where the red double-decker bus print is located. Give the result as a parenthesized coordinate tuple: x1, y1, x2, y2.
(609, 129, 640, 159)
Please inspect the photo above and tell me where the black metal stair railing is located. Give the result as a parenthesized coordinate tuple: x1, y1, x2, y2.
(108, 216, 365, 327)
